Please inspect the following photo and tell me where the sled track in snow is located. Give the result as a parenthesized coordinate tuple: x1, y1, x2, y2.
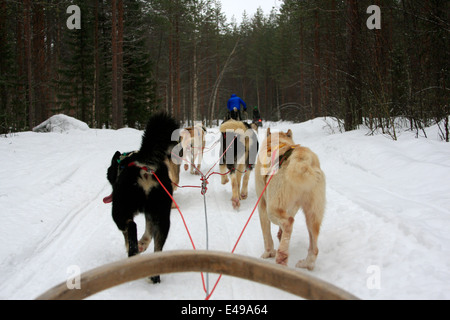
(36, 250, 358, 300)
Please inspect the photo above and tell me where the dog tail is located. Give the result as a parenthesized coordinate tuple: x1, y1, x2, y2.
(288, 148, 326, 192)
(138, 112, 179, 162)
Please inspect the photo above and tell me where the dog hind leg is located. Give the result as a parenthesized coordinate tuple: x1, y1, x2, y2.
(240, 168, 251, 200)
(146, 207, 171, 284)
(259, 197, 276, 259)
(124, 220, 139, 257)
(230, 171, 241, 209)
(148, 227, 168, 284)
(138, 216, 152, 253)
(220, 164, 229, 184)
(190, 150, 196, 175)
(296, 204, 323, 271)
(277, 227, 282, 241)
(275, 214, 294, 266)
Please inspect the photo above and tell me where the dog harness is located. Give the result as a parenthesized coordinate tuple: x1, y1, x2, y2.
(117, 151, 154, 178)
(262, 144, 300, 176)
(278, 146, 298, 167)
(117, 151, 138, 168)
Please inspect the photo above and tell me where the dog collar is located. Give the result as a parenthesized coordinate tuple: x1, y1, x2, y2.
(262, 144, 299, 173)
(118, 151, 138, 164)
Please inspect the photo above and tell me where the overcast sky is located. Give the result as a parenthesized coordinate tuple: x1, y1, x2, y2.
(220, 0, 281, 23)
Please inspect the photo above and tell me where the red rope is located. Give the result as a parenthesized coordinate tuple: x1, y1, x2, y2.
(170, 134, 237, 196)
(172, 182, 202, 190)
(143, 136, 279, 300)
(150, 169, 210, 294)
(150, 170, 196, 250)
(204, 135, 237, 177)
(171, 150, 205, 177)
(205, 169, 277, 300)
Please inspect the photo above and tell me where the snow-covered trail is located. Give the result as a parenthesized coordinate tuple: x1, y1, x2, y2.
(1, 118, 449, 300)
(0, 129, 140, 299)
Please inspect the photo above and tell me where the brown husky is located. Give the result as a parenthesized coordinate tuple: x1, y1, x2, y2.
(255, 128, 325, 270)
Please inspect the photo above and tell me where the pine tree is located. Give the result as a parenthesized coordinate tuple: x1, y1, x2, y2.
(56, 0, 94, 125)
(123, 0, 158, 128)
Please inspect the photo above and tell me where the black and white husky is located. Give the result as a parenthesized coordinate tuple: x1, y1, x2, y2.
(104, 112, 179, 283)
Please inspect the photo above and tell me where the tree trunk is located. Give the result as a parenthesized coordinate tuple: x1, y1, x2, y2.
(299, 19, 305, 106)
(24, 0, 34, 129)
(175, 6, 181, 121)
(32, 2, 46, 124)
(192, 37, 199, 122)
(93, 0, 100, 128)
(312, 8, 321, 118)
(111, 0, 118, 128)
(111, 0, 123, 128)
(117, 0, 124, 127)
(344, 0, 361, 131)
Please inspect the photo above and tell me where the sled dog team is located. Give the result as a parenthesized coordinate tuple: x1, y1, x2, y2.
(105, 113, 325, 283)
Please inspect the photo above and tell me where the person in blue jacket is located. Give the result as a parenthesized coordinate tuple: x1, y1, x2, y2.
(227, 94, 247, 120)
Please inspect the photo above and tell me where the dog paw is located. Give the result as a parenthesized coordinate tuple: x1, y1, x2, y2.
(184, 164, 189, 171)
(148, 276, 160, 284)
(221, 177, 229, 185)
(231, 197, 240, 210)
(261, 249, 276, 259)
(275, 251, 289, 266)
(240, 192, 248, 200)
(296, 259, 315, 271)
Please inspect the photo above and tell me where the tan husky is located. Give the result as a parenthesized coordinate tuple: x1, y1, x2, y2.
(180, 124, 206, 175)
(255, 128, 326, 270)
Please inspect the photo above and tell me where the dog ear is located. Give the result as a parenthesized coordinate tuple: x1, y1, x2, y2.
(107, 151, 121, 185)
(286, 129, 292, 138)
(112, 151, 121, 164)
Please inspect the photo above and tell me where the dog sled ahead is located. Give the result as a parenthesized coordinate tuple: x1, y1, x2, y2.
(36, 250, 358, 300)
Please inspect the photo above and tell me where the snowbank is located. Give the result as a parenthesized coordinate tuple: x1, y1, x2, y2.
(33, 114, 89, 133)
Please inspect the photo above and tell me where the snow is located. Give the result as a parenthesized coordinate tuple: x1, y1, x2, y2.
(1, 115, 449, 300)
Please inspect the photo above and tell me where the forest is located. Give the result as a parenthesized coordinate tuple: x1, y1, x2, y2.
(0, 0, 448, 140)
